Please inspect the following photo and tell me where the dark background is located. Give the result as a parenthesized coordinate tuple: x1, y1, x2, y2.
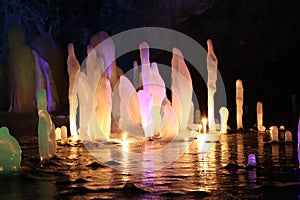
(0, 0, 299, 131)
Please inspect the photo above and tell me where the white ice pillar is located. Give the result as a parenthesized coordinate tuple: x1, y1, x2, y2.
(207, 39, 218, 131)
(219, 107, 229, 133)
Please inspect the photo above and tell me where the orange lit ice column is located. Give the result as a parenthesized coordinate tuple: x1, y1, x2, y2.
(206, 39, 218, 131)
(89, 31, 123, 132)
(236, 79, 244, 129)
(256, 101, 265, 132)
(67, 43, 80, 138)
(7, 25, 36, 113)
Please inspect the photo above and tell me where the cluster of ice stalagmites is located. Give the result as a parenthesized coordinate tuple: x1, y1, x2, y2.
(0, 126, 22, 174)
(67, 31, 123, 142)
(69, 35, 229, 141)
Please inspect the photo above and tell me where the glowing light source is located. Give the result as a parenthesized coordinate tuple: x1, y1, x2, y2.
(202, 118, 207, 134)
(122, 132, 128, 141)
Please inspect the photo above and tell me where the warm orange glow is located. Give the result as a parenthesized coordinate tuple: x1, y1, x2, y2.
(122, 132, 128, 141)
(198, 124, 203, 133)
(202, 118, 207, 133)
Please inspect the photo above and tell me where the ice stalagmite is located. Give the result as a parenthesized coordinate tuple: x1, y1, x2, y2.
(256, 101, 265, 132)
(118, 75, 143, 136)
(94, 72, 112, 141)
(32, 49, 60, 112)
(67, 43, 80, 140)
(37, 89, 56, 163)
(236, 79, 244, 129)
(270, 126, 279, 142)
(138, 90, 154, 138)
(90, 31, 118, 89)
(133, 60, 140, 89)
(61, 126, 68, 144)
(139, 43, 166, 135)
(0, 126, 22, 174)
(160, 104, 178, 141)
(219, 107, 229, 133)
(8, 25, 36, 113)
(171, 48, 193, 131)
(77, 72, 93, 141)
(206, 39, 218, 131)
(284, 130, 292, 142)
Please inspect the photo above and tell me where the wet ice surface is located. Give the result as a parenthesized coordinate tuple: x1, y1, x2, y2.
(1, 132, 300, 200)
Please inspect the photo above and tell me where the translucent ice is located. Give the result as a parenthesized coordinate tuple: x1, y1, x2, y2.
(37, 89, 56, 162)
(284, 130, 292, 142)
(55, 127, 61, 141)
(137, 89, 154, 138)
(67, 43, 80, 139)
(206, 39, 218, 131)
(76, 71, 93, 141)
(94, 72, 112, 141)
(61, 126, 68, 144)
(118, 75, 143, 137)
(270, 126, 279, 142)
(171, 48, 193, 131)
(219, 107, 229, 133)
(160, 104, 178, 141)
(90, 31, 118, 89)
(0, 126, 22, 174)
(32, 49, 60, 112)
(256, 101, 265, 132)
(8, 25, 36, 113)
(236, 79, 244, 129)
(247, 153, 257, 166)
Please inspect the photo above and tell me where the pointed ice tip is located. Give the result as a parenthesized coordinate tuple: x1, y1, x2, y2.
(99, 31, 110, 39)
(236, 79, 243, 86)
(172, 47, 183, 57)
(68, 43, 74, 54)
(139, 42, 149, 50)
(207, 39, 214, 52)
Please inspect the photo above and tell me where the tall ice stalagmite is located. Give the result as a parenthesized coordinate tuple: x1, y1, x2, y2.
(236, 79, 244, 129)
(206, 39, 218, 131)
(171, 48, 193, 131)
(256, 101, 265, 132)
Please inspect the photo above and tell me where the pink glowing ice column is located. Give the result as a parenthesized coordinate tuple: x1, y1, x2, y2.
(236, 79, 244, 129)
(206, 39, 218, 131)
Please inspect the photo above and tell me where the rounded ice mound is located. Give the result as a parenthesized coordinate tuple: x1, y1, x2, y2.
(0, 126, 22, 175)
